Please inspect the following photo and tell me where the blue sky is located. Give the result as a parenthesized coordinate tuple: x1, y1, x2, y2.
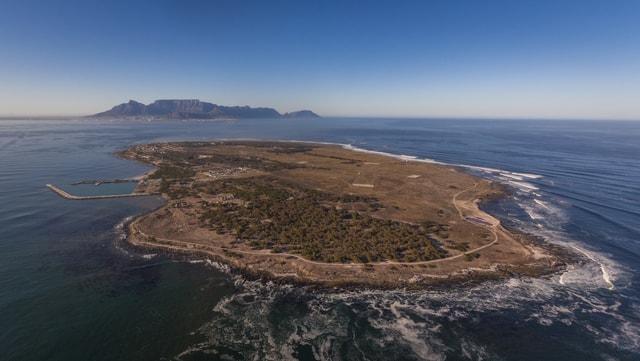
(1, 0, 639, 119)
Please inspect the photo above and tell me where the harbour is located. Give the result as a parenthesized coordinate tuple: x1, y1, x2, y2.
(45, 183, 150, 200)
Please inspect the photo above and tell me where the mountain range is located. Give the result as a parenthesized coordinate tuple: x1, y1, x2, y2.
(92, 99, 320, 119)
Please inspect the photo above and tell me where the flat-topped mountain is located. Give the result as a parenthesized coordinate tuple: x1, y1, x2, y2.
(92, 99, 320, 119)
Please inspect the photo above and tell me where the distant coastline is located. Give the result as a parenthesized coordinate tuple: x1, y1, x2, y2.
(90, 99, 320, 120)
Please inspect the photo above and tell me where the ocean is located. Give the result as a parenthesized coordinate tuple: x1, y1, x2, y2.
(1, 118, 639, 360)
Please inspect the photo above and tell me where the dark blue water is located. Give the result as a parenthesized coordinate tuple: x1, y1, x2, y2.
(1, 118, 639, 360)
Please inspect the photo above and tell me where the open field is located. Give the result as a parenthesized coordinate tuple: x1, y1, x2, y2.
(120, 141, 568, 288)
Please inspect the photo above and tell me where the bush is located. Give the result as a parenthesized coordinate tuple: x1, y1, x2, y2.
(464, 252, 480, 262)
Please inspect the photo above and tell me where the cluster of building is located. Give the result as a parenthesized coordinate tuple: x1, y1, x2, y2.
(201, 167, 250, 179)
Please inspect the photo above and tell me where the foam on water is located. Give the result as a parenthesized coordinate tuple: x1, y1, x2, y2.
(463, 165, 506, 174)
(567, 246, 616, 290)
(505, 198, 621, 292)
(111, 215, 138, 257)
(111, 215, 161, 260)
(534, 199, 548, 209)
(173, 271, 640, 360)
(500, 172, 524, 181)
(471, 159, 626, 294)
(497, 184, 623, 293)
(512, 172, 544, 179)
(508, 180, 539, 192)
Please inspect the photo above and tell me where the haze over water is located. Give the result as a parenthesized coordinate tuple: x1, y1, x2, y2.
(1, 118, 639, 360)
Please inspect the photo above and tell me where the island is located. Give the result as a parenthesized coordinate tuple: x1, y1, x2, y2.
(119, 141, 568, 289)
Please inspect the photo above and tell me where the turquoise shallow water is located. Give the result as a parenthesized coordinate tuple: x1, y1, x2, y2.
(1, 118, 639, 360)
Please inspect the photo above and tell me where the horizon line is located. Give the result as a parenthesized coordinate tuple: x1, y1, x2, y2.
(1, 114, 639, 122)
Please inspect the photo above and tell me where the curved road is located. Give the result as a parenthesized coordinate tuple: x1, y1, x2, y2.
(130, 181, 500, 268)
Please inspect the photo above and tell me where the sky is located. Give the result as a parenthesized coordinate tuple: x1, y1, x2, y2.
(0, 0, 639, 119)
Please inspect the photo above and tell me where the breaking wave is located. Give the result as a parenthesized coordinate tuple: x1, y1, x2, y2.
(174, 273, 640, 360)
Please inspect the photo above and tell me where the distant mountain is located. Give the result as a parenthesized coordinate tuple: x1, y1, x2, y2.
(92, 99, 320, 119)
(282, 110, 320, 118)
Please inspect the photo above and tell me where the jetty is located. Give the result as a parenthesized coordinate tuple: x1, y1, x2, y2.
(46, 184, 150, 200)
